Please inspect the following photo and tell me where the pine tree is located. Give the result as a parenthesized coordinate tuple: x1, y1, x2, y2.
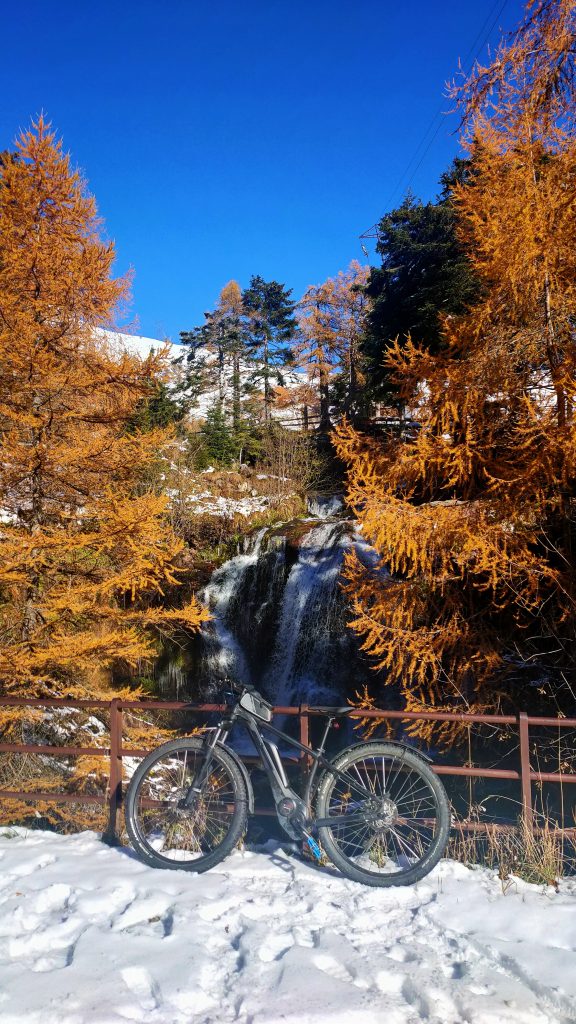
(0, 119, 207, 706)
(242, 276, 297, 423)
(200, 400, 236, 467)
(179, 280, 246, 433)
(363, 162, 481, 402)
(334, 0, 576, 741)
(129, 381, 185, 432)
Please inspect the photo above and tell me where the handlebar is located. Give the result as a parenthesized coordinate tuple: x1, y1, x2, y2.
(224, 677, 257, 697)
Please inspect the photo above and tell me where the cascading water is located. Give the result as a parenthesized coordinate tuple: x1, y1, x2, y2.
(198, 527, 281, 688)
(262, 520, 350, 705)
(305, 494, 344, 519)
(163, 508, 382, 707)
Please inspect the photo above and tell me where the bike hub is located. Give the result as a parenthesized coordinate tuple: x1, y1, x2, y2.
(365, 796, 397, 828)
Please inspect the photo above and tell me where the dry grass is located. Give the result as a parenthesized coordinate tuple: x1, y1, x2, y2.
(449, 806, 576, 887)
(0, 704, 187, 835)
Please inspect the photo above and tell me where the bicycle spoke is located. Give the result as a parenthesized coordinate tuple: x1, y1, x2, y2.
(321, 747, 444, 878)
(133, 746, 240, 865)
(180, 749, 188, 790)
(390, 773, 431, 807)
(386, 824, 425, 862)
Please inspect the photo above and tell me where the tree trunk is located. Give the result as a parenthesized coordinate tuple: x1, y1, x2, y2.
(319, 366, 331, 432)
(263, 335, 271, 424)
(346, 343, 358, 419)
(232, 351, 241, 435)
(218, 328, 226, 406)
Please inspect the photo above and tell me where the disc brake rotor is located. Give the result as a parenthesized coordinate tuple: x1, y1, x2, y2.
(364, 796, 398, 829)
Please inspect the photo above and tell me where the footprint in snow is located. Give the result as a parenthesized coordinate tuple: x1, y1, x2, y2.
(258, 931, 295, 963)
(401, 976, 432, 1018)
(121, 965, 161, 1012)
(375, 969, 406, 996)
(238, 898, 272, 922)
(198, 896, 239, 923)
(112, 896, 174, 936)
(6, 854, 56, 877)
(313, 952, 356, 985)
(7, 914, 84, 973)
(385, 942, 417, 963)
(76, 883, 136, 922)
(32, 883, 73, 914)
(291, 924, 316, 948)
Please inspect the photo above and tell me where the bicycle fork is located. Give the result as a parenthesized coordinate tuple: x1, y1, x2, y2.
(179, 721, 232, 811)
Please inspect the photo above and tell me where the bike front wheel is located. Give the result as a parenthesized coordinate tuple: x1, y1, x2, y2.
(316, 741, 450, 887)
(124, 737, 248, 872)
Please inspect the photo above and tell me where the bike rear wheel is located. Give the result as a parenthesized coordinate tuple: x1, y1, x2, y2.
(124, 737, 248, 872)
(316, 741, 450, 887)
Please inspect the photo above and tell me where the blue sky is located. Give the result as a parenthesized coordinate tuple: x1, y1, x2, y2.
(2, 0, 524, 341)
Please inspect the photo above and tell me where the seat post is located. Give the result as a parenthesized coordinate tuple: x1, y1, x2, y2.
(317, 717, 334, 756)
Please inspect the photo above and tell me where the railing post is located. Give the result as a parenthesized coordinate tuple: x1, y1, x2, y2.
(299, 703, 311, 782)
(299, 704, 311, 858)
(518, 711, 533, 831)
(103, 699, 123, 846)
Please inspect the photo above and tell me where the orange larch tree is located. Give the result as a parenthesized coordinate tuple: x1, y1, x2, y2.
(330, 261, 370, 416)
(296, 278, 339, 430)
(0, 118, 207, 709)
(296, 261, 370, 427)
(334, 0, 576, 740)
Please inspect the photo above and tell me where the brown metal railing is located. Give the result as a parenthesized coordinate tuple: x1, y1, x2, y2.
(1, 697, 575, 842)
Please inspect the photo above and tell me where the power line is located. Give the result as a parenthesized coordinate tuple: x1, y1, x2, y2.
(360, 0, 510, 241)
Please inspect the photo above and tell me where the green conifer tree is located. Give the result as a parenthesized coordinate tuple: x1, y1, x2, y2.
(364, 160, 481, 401)
(200, 400, 236, 466)
(242, 276, 297, 423)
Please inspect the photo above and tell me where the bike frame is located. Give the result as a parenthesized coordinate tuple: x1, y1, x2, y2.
(189, 701, 404, 831)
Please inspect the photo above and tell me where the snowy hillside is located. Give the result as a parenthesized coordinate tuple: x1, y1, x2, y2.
(0, 829, 574, 1024)
(97, 329, 308, 423)
(95, 329, 182, 363)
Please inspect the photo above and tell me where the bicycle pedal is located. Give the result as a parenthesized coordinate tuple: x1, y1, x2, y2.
(305, 835, 323, 861)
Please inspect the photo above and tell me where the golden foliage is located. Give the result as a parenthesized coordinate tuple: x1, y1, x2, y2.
(334, 2, 576, 736)
(0, 118, 208, 704)
(296, 261, 370, 417)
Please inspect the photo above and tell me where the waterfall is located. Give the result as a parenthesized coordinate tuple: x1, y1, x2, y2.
(168, 512, 379, 706)
(305, 494, 344, 519)
(262, 521, 348, 706)
(198, 527, 275, 688)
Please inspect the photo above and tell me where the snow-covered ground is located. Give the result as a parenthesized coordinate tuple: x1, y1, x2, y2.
(169, 489, 275, 518)
(0, 830, 575, 1024)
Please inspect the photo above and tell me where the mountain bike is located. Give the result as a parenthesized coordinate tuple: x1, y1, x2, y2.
(125, 681, 451, 887)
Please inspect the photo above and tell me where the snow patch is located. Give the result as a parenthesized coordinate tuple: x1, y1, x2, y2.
(95, 329, 182, 363)
(0, 829, 574, 1023)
